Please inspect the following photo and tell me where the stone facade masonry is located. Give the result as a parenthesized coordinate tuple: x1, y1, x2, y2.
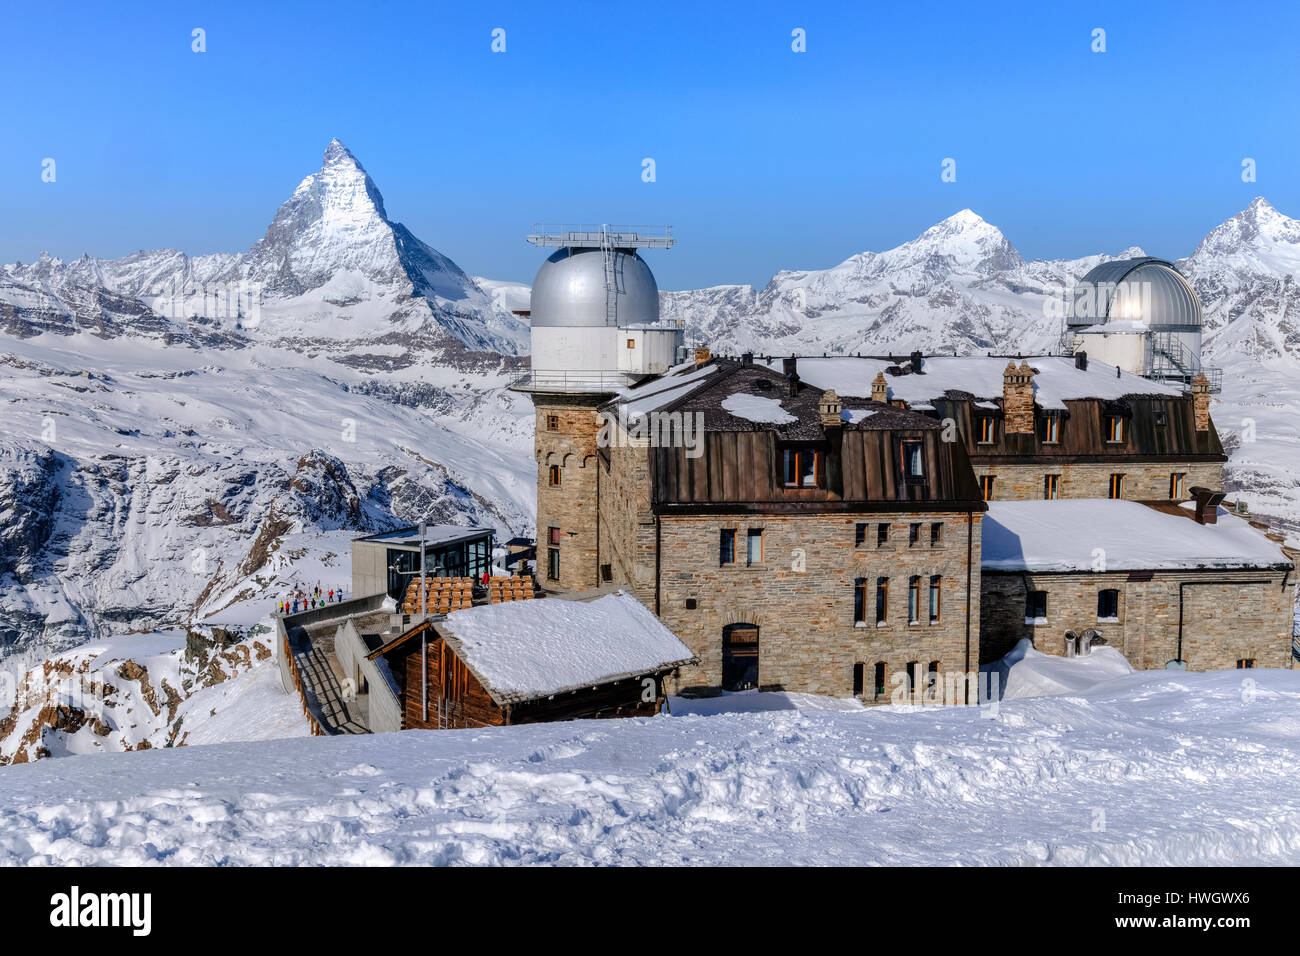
(976, 461, 1223, 502)
(533, 395, 607, 590)
(980, 567, 1296, 671)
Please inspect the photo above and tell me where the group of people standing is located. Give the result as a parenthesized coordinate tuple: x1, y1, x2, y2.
(279, 582, 345, 615)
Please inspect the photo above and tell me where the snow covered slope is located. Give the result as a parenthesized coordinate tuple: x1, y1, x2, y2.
(1, 668, 1297, 864)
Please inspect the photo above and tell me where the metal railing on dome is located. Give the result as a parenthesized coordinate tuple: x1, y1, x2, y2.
(507, 370, 641, 393)
(526, 224, 675, 249)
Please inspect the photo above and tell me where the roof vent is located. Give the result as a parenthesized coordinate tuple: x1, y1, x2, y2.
(1075, 350, 1088, 371)
(1190, 486, 1225, 525)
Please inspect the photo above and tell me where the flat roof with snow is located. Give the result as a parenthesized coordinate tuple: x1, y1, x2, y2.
(356, 525, 492, 549)
(435, 591, 697, 705)
(982, 499, 1292, 574)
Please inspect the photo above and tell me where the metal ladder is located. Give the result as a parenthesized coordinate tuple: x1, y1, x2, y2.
(600, 224, 618, 325)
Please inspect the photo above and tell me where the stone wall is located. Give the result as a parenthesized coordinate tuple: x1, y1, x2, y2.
(974, 460, 1223, 501)
(980, 567, 1296, 670)
(532, 395, 607, 589)
(653, 511, 984, 703)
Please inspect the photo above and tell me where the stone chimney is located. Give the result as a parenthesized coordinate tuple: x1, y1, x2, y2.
(819, 389, 842, 428)
(1191, 374, 1211, 431)
(783, 356, 799, 398)
(693, 347, 711, 367)
(1191, 486, 1224, 525)
(871, 371, 888, 404)
(1002, 361, 1036, 434)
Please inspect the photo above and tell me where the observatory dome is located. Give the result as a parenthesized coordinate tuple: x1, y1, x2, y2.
(529, 246, 660, 328)
(1068, 257, 1203, 330)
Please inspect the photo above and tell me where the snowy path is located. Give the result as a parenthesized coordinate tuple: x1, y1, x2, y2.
(0, 669, 1297, 865)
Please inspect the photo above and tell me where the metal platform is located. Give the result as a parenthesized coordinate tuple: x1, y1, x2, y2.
(526, 223, 674, 249)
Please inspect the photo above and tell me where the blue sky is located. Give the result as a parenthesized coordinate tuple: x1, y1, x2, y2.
(3, 0, 1298, 289)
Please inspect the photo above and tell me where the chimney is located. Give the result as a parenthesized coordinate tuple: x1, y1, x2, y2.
(1191, 374, 1211, 431)
(871, 371, 888, 404)
(1002, 360, 1036, 434)
(783, 356, 799, 398)
(1190, 486, 1225, 525)
(1075, 350, 1088, 371)
(818, 389, 842, 428)
(909, 350, 924, 374)
(740, 351, 753, 365)
(693, 347, 711, 367)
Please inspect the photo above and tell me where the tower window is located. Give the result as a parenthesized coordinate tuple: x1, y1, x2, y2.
(547, 548, 560, 581)
(546, 414, 559, 431)
(626, 338, 636, 349)
(548, 464, 561, 487)
(548, 526, 561, 545)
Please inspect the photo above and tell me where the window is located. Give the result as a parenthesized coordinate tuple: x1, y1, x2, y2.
(1237, 659, 1255, 669)
(1097, 589, 1119, 622)
(930, 522, 943, 547)
(1154, 407, 1168, 427)
(746, 528, 763, 565)
(855, 523, 868, 547)
(905, 661, 918, 696)
(1169, 473, 1186, 499)
(1105, 414, 1125, 443)
(875, 577, 888, 624)
(926, 660, 940, 695)
(853, 577, 868, 624)
(548, 526, 561, 545)
(1025, 590, 1048, 623)
(548, 464, 561, 487)
(929, 575, 942, 623)
(546, 414, 559, 431)
(908, 575, 921, 624)
(547, 547, 560, 581)
(978, 417, 996, 444)
(899, 438, 925, 480)
(782, 448, 819, 488)
(853, 662, 865, 697)
(600, 564, 612, 582)
(1038, 414, 1060, 444)
(1108, 473, 1125, 499)
(908, 522, 922, 547)
(719, 529, 736, 566)
(980, 475, 996, 501)
(873, 661, 887, 697)
(877, 523, 889, 548)
(626, 338, 636, 349)
(1044, 474, 1060, 500)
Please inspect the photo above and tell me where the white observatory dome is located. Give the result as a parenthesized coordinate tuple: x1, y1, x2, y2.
(530, 247, 660, 328)
(1068, 257, 1203, 330)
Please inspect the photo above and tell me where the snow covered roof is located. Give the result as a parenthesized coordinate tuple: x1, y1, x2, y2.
(435, 592, 697, 705)
(760, 355, 1182, 411)
(982, 500, 1292, 573)
(356, 525, 491, 549)
(616, 361, 719, 423)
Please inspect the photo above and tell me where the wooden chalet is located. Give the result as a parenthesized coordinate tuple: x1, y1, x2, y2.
(366, 591, 697, 730)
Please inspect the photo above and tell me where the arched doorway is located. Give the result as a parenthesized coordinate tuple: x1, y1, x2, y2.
(722, 624, 759, 691)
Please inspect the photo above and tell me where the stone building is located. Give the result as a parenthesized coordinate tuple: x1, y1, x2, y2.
(593, 355, 987, 702)
(980, 498, 1295, 671)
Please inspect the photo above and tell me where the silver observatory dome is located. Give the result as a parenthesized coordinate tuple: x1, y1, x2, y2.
(1068, 257, 1203, 330)
(529, 246, 660, 328)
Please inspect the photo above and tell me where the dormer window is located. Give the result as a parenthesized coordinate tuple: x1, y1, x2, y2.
(1038, 413, 1060, 444)
(782, 447, 820, 488)
(1105, 414, 1125, 443)
(898, 438, 925, 481)
(978, 417, 996, 444)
